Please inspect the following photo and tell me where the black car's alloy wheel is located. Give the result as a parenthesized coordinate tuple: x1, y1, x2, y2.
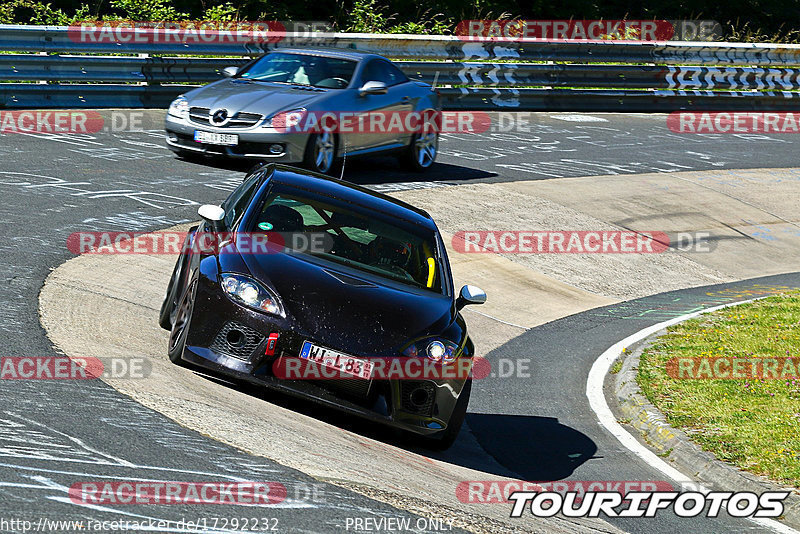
(168, 278, 196, 366)
(159, 253, 187, 330)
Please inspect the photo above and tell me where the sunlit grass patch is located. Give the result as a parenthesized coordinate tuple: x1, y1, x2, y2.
(637, 291, 800, 487)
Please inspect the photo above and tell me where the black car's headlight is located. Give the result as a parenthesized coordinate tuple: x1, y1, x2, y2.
(403, 338, 459, 364)
(168, 96, 189, 119)
(220, 273, 285, 317)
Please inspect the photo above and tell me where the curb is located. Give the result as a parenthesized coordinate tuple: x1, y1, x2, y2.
(611, 328, 800, 528)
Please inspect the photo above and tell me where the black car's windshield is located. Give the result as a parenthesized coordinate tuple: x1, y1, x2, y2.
(249, 189, 443, 293)
(237, 53, 357, 89)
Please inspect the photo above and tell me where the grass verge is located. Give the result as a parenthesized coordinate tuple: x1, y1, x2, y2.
(637, 291, 800, 487)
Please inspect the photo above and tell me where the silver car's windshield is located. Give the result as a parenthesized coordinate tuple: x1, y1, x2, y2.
(237, 53, 357, 89)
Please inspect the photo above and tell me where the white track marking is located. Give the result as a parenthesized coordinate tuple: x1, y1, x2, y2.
(551, 114, 609, 122)
(586, 298, 799, 534)
(5, 411, 135, 467)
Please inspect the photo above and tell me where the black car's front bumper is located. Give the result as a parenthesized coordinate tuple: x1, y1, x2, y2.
(181, 272, 468, 436)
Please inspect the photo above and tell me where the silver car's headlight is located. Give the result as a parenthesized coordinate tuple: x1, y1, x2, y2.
(220, 273, 285, 317)
(168, 96, 189, 119)
(268, 107, 307, 131)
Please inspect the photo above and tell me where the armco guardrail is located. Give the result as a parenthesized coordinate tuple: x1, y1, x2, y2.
(2, 24, 800, 110)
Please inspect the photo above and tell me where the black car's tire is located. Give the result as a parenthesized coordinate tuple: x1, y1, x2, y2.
(302, 132, 339, 175)
(158, 254, 187, 330)
(422, 378, 471, 450)
(400, 130, 438, 172)
(167, 278, 196, 366)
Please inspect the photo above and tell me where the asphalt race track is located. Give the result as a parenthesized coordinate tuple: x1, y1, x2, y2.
(2, 110, 800, 533)
(474, 273, 800, 534)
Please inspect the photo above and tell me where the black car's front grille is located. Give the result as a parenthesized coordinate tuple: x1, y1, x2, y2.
(210, 321, 264, 361)
(188, 107, 263, 128)
(317, 377, 372, 399)
(400, 381, 436, 416)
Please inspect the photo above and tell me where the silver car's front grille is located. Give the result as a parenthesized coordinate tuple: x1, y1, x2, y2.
(188, 107, 263, 128)
(188, 106, 211, 125)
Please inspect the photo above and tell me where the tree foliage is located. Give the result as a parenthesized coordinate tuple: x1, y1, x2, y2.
(1, 0, 799, 42)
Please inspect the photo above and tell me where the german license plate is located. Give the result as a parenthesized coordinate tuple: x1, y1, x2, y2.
(194, 130, 238, 146)
(299, 341, 373, 380)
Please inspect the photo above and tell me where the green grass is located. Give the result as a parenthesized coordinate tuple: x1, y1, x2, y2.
(637, 291, 800, 487)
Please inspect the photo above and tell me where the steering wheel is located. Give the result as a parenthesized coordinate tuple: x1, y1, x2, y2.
(371, 263, 414, 280)
(316, 77, 349, 89)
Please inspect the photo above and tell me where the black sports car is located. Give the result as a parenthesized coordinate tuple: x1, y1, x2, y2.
(160, 164, 486, 448)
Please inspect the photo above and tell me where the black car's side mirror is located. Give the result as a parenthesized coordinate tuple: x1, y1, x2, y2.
(198, 204, 225, 233)
(222, 66, 239, 78)
(359, 80, 388, 96)
(456, 285, 487, 310)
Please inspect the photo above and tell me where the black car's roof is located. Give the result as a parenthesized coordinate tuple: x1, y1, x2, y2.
(271, 48, 379, 62)
(262, 165, 437, 230)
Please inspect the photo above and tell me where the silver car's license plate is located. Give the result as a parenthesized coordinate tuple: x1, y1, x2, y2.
(194, 130, 238, 146)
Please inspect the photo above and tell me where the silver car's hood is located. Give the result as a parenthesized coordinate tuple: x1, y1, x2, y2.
(185, 79, 322, 117)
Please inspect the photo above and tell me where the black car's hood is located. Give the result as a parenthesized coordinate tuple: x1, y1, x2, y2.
(186, 79, 321, 117)
(221, 247, 454, 356)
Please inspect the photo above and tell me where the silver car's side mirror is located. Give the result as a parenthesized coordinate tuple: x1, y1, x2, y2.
(198, 204, 225, 232)
(359, 80, 388, 96)
(456, 285, 487, 309)
(222, 66, 239, 78)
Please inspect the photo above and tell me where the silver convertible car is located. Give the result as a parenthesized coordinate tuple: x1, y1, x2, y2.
(165, 49, 441, 174)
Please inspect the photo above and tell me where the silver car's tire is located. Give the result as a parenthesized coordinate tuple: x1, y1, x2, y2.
(303, 132, 338, 175)
(401, 131, 438, 172)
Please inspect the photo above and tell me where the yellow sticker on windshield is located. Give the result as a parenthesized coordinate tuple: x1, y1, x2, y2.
(426, 257, 435, 288)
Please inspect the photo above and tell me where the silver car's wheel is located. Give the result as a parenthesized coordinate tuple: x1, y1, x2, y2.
(400, 128, 438, 172)
(305, 132, 336, 174)
(414, 132, 438, 168)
